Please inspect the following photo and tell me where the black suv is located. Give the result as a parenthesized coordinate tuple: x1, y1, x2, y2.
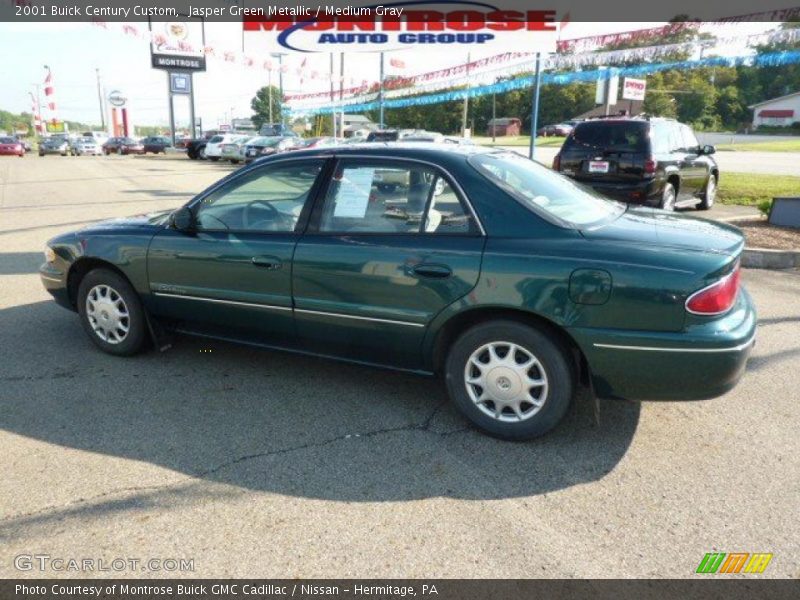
(553, 118, 718, 211)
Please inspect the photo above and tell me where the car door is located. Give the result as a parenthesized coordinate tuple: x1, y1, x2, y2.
(292, 157, 485, 370)
(678, 124, 707, 198)
(147, 158, 328, 344)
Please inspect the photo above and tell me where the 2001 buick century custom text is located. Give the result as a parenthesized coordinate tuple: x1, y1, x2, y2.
(40, 144, 756, 440)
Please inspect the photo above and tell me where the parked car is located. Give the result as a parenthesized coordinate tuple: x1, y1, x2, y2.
(366, 129, 415, 142)
(12, 135, 32, 153)
(203, 134, 239, 161)
(0, 136, 25, 157)
(103, 137, 144, 155)
(219, 136, 255, 164)
(39, 145, 755, 441)
(141, 136, 172, 154)
(553, 117, 718, 210)
(81, 131, 109, 146)
(70, 137, 103, 156)
(537, 121, 577, 137)
(402, 131, 445, 143)
(293, 136, 337, 150)
(38, 136, 71, 156)
(242, 136, 298, 162)
(258, 123, 298, 137)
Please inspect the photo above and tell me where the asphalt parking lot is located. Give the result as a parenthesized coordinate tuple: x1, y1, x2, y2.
(1, 154, 798, 578)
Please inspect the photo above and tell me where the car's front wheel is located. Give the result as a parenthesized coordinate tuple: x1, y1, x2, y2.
(77, 269, 147, 356)
(445, 320, 574, 441)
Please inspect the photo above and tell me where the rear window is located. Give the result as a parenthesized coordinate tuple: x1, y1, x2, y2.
(209, 136, 224, 143)
(469, 152, 625, 228)
(565, 121, 649, 153)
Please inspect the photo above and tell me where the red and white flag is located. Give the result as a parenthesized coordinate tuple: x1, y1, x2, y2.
(389, 58, 406, 69)
(43, 65, 57, 121)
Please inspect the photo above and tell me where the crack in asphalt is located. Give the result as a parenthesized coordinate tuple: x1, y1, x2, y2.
(0, 400, 468, 527)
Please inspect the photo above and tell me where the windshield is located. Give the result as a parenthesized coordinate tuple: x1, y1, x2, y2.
(0, 137, 15, 143)
(469, 152, 626, 228)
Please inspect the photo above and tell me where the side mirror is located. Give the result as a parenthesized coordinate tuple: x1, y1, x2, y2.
(702, 144, 716, 156)
(171, 206, 195, 231)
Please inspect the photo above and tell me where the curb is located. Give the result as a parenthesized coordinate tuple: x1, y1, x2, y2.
(742, 247, 800, 269)
(714, 216, 800, 269)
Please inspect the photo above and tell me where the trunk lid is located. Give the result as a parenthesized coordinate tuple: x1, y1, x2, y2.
(581, 207, 745, 256)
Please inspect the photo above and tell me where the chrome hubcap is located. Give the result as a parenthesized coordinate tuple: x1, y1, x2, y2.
(85, 284, 130, 344)
(464, 341, 548, 422)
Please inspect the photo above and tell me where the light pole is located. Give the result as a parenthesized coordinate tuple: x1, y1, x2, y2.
(95, 68, 106, 130)
(271, 52, 287, 126)
(528, 52, 542, 161)
(379, 52, 385, 129)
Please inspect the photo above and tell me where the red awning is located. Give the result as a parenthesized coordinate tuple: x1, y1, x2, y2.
(759, 109, 794, 118)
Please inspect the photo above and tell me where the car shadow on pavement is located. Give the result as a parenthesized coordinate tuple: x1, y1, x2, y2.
(0, 301, 641, 514)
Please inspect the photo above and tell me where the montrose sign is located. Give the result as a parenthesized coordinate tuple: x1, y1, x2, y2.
(243, 3, 560, 53)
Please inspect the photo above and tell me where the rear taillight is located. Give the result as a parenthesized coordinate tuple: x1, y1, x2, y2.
(686, 265, 740, 315)
(552, 154, 561, 171)
(643, 157, 656, 175)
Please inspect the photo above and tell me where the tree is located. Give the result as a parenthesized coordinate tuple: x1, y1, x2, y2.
(250, 85, 283, 129)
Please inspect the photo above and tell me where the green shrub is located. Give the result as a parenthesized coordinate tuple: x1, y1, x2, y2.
(758, 200, 773, 217)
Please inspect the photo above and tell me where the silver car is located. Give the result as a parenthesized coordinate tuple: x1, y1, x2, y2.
(71, 137, 103, 156)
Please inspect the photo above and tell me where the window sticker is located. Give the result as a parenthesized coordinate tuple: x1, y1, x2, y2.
(333, 168, 375, 218)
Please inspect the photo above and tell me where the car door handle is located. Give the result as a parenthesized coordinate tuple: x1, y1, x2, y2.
(410, 263, 452, 279)
(251, 256, 282, 270)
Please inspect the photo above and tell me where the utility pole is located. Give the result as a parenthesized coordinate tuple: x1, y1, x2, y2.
(271, 52, 287, 126)
(529, 52, 542, 161)
(329, 52, 336, 138)
(379, 52, 385, 129)
(95, 68, 106, 130)
(492, 79, 497, 143)
(268, 68, 273, 124)
(462, 52, 471, 136)
(339, 53, 344, 136)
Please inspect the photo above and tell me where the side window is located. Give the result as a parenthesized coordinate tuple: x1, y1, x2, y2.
(680, 125, 700, 153)
(650, 123, 669, 155)
(195, 161, 323, 233)
(318, 161, 477, 234)
(667, 124, 685, 153)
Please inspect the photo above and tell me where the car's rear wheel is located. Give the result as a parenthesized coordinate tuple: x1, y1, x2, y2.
(209, 156, 219, 162)
(660, 182, 677, 211)
(198, 147, 206, 159)
(697, 175, 717, 211)
(77, 269, 147, 356)
(445, 320, 574, 441)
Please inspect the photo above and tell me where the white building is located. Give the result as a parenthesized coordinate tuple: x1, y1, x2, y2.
(749, 91, 800, 128)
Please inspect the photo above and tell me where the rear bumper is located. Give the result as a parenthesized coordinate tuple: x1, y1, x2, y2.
(569, 287, 757, 401)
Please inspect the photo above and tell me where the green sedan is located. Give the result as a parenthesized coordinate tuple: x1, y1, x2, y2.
(39, 144, 756, 440)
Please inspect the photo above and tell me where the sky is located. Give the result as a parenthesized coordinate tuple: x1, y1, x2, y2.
(0, 21, 777, 131)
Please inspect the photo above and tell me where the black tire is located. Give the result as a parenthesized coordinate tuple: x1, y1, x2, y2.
(445, 320, 574, 441)
(660, 182, 677, 211)
(209, 156, 219, 162)
(697, 174, 717, 211)
(77, 268, 148, 357)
